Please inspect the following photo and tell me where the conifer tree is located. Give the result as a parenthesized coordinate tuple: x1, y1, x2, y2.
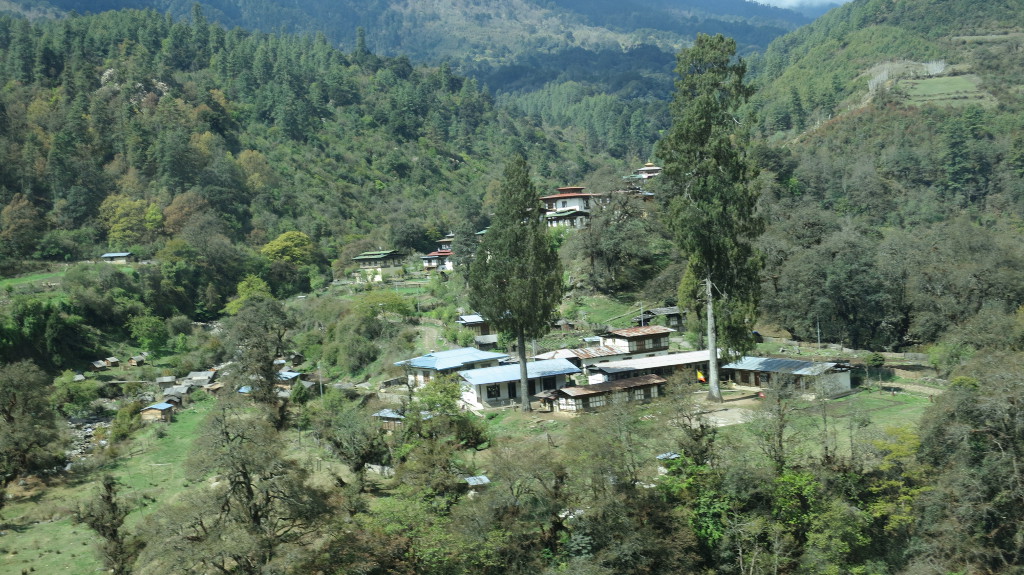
(657, 34, 763, 402)
(468, 154, 562, 411)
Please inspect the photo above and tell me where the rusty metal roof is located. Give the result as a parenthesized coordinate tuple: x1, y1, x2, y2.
(570, 345, 629, 360)
(557, 374, 666, 397)
(604, 325, 675, 338)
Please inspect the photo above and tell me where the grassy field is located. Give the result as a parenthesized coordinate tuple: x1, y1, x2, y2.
(904, 74, 996, 107)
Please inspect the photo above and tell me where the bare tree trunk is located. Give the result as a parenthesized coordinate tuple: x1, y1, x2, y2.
(517, 330, 532, 411)
(706, 277, 722, 402)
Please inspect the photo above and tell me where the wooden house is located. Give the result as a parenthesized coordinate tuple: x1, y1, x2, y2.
(599, 326, 674, 354)
(632, 306, 685, 329)
(544, 374, 667, 412)
(140, 402, 174, 423)
(372, 408, 406, 431)
(128, 355, 147, 366)
(104, 357, 120, 368)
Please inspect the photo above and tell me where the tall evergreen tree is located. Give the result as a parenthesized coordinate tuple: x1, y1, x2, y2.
(656, 34, 763, 402)
(468, 154, 562, 412)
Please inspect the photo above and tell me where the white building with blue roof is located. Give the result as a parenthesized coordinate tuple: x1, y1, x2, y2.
(396, 347, 509, 388)
(458, 358, 581, 409)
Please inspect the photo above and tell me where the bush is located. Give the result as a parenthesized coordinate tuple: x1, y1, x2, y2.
(110, 402, 143, 442)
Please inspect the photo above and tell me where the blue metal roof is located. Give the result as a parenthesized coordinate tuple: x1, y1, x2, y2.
(459, 359, 580, 386)
(373, 409, 404, 419)
(142, 402, 174, 411)
(722, 356, 838, 377)
(465, 475, 491, 486)
(396, 347, 509, 371)
(100, 252, 132, 258)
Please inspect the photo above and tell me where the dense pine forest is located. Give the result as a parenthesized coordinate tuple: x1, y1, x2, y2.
(1, 1, 1024, 574)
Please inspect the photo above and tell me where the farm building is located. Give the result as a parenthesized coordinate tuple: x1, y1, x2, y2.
(541, 374, 667, 413)
(140, 402, 174, 423)
(722, 356, 852, 397)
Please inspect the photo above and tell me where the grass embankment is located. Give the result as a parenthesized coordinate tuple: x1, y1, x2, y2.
(0, 401, 215, 575)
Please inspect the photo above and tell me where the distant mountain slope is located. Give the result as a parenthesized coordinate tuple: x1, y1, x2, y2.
(2, 0, 808, 63)
(750, 0, 1024, 133)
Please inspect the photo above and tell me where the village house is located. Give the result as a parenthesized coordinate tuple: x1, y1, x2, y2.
(456, 314, 498, 349)
(185, 370, 216, 382)
(89, 360, 107, 372)
(542, 374, 667, 413)
(599, 325, 674, 354)
(587, 349, 714, 385)
(140, 402, 174, 423)
(104, 356, 120, 368)
(352, 249, 404, 282)
(540, 186, 601, 228)
(722, 356, 853, 397)
(155, 375, 177, 388)
(99, 252, 134, 264)
(458, 358, 581, 409)
(632, 306, 685, 329)
(532, 326, 677, 381)
(421, 233, 454, 274)
(372, 408, 406, 431)
(128, 354, 147, 367)
(395, 347, 509, 388)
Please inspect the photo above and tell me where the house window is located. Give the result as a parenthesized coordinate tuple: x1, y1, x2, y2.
(508, 382, 517, 398)
(486, 384, 501, 399)
(542, 377, 556, 391)
(561, 200, 568, 208)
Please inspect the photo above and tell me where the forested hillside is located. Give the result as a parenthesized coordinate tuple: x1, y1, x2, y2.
(740, 0, 1024, 361)
(4, 3, 1024, 575)
(0, 8, 638, 368)
(0, 0, 811, 158)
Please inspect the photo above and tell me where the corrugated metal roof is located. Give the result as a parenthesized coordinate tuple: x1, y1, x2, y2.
(142, 402, 173, 411)
(533, 349, 581, 361)
(397, 347, 509, 371)
(570, 345, 629, 360)
(100, 252, 132, 258)
(591, 350, 713, 373)
(465, 475, 491, 486)
(353, 250, 401, 259)
(557, 374, 666, 397)
(457, 314, 486, 325)
(373, 409, 404, 419)
(605, 325, 676, 338)
(459, 359, 580, 386)
(722, 356, 838, 376)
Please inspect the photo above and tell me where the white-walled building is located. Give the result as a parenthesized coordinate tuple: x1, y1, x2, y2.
(459, 359, 581, 409)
